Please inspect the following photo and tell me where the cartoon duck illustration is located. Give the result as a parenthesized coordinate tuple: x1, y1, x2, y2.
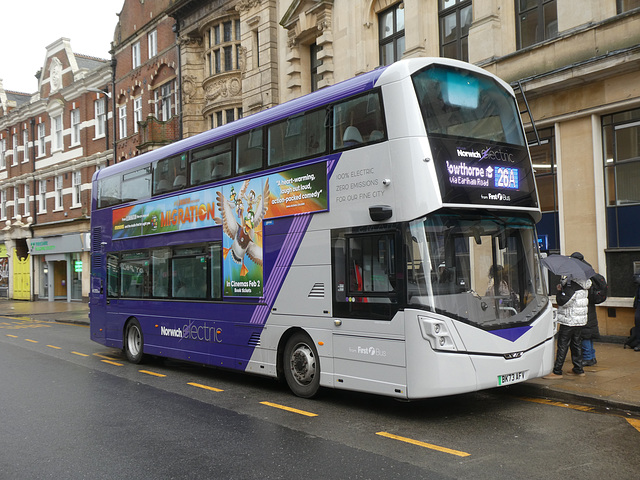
(215, 179, 270, 277)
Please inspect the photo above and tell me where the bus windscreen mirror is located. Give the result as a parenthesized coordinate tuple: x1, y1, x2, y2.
(445, 72, 479, 109)
(498, 232, 507, 250)
(472, 226, 483, 245)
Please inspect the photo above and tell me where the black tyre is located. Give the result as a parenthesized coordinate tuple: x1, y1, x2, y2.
(283, 332, 320, 398)
(124, 318, 145, 364)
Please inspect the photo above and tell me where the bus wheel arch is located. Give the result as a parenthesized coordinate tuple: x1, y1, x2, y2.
(123, 317, 145, 364)
(279, 328, 321, 398)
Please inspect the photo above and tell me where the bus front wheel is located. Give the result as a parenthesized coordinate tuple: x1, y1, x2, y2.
(283, 332, 320, 398)
(124, 318, 145, 364)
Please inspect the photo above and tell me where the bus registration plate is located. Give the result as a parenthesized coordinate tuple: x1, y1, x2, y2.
(497, 370, 526, 386)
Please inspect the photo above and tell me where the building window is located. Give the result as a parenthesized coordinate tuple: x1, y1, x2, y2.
(155, 82, 175, 122)
(440, 0, 472, 62)
(38, 180, 47, 213)
(0, 138, 5, 169)
(72, 171, 81, 207)
(603, 108, 640, 249)
(11, 133, 18, 166)
(132, 41, 141, 68)
(529, 128, 558, 253)
(148, 30, 158, 58)
(379, 3, 405, 66)
(516, 0, 558, 49)
(221, 109, 231, 125)
(55, 175, 63, 210)
(13, 187, 19, 218)
(310, 43, 323, 92)
(1, 190, 6, 220)
(22, 128, 29, 163)
(211, 108, 242, 128)
(133, 97, 142, 134)
(204, 18, 241, 78)
(24, 183, 30, 217)
(52, 114, 63, 151)
(617, 0, 640, 13)
(95, 98, 106, 137)
(37, 123, 46, 157)
(12, 134, 18, 166)
(70, 108, 81, 146)
(214, 50, 221, 74)
(224, 46, 233, 71)
(119, 105, 127, 139)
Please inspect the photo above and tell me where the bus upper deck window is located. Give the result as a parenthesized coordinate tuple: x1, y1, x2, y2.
(333, 93, 385, 150)
(237, 128, 263, 174)
(154, 153, 188, 194)
(268, 109, 326, 166)
(121, 167, 152, 203)
(413, 65, 525, 146)
(98, 175, 122, 208)
(191, 142, 232, 185)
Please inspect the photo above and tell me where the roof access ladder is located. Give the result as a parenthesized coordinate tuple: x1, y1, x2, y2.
(512, 80, 540, 147)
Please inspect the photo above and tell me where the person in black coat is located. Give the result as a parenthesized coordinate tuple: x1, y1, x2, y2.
(570, 252, 600, 366)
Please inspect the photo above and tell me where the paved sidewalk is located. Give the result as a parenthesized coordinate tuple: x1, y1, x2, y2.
(1, 299, 639, 413)
(0, 298, 89, 325)
(509, 341, 640, 414)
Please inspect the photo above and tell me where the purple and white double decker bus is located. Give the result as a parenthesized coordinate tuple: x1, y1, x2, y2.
(89, 58, 554, 399)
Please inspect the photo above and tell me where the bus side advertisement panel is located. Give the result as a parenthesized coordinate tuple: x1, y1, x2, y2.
(111, 161, 328, 241)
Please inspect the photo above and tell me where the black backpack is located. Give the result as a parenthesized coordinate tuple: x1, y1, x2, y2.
(589, 273, 608, 305)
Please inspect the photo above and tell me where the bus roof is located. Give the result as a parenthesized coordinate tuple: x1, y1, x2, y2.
(94, 64, 389, 182)
(95, 57, 515, 183)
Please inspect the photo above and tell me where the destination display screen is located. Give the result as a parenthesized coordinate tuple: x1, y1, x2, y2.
(429, 137, 538, 208)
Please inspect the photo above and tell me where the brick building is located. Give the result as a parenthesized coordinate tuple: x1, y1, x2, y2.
(0, 38, 113, 301)
(112, 0, 181, 161)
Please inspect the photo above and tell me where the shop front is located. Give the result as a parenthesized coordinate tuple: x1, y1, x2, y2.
(29, 234, 90, 302)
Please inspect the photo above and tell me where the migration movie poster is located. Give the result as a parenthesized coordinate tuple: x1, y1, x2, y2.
(218, 162, 327, 297)
(112, 161, 328, 298)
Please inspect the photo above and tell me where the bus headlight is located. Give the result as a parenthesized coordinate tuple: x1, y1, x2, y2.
(418, 316, 457, 351)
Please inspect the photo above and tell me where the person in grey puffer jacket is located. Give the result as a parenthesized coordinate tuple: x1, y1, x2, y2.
(543, 275, 592, 379)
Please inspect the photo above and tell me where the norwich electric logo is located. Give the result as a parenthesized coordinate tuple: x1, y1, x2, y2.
(159, 321, 222, 343)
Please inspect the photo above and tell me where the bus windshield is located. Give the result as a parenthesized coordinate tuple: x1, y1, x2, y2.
(413, 65, 525, 146)
(406, 212, 548, 330)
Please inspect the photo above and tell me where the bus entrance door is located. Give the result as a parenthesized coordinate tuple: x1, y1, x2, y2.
(90, 274, 106, 341)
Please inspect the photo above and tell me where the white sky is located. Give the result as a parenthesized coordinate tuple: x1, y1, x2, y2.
(0, 0, 124, 93)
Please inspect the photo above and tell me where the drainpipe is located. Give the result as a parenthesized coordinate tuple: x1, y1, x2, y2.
(172, 20, 183, 140)
(29, 118, 37, 227)
(29, 117, 37, 301)
(111, 57, 118, 163)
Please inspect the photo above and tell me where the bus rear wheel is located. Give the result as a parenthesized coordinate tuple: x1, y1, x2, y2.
(124, 318, 145, 364)
(283, 332, 320, 398)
